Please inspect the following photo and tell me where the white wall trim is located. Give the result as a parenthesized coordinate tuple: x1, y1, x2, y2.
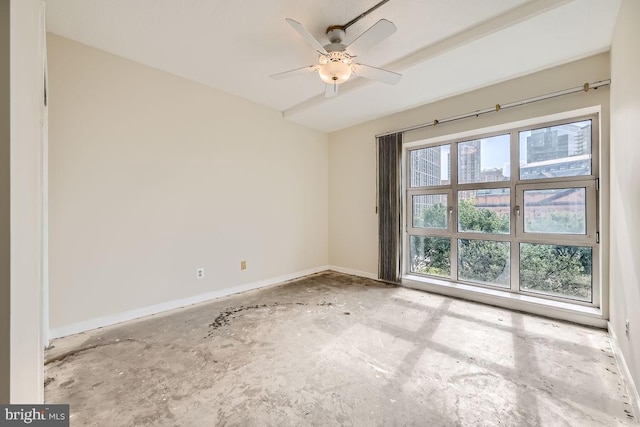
(41, 3, 49, 349)
(49, 266, 330, 340)
(327, 265, 377, 280)
(608, 321, 640, 419)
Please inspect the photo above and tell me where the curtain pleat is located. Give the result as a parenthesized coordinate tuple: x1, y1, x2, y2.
(377, 133, 403, 283)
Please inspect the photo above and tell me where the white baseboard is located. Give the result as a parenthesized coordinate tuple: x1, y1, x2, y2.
(608, 321, 640, 419)
(49, 265, 330, 340)
(327, 265, 377, 280)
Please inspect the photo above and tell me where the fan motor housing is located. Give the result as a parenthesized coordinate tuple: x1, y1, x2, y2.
(325, 26, 346, 44)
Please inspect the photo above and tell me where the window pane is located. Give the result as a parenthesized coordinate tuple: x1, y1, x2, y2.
(412, 195, 448, 229)
(409, 236, 450, 278)
(410, 145, 450, 187)
(457, 134, 510, 184)
(458, 189, 510, 234)
(520, 243, 592, 301)
(523, 188, 586, 234)
(458, 239, 510, 287)
(519, 120, 592, 180)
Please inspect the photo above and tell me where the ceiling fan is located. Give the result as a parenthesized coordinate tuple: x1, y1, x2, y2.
(270, 3, 402, 97)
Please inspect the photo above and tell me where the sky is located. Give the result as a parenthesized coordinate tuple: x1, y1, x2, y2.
(479, 134, 510, 171)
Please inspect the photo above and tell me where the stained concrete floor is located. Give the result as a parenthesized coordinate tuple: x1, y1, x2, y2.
(45, 272, 638, 426)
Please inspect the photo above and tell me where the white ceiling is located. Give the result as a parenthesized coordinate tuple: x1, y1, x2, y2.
(45, 0, 621, 133)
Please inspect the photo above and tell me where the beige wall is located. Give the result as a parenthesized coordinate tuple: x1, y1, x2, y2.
(48, 35, 329, 330)
(329, 53, 610, 282)
(10, 0, 45, 403)
(0, 0, 10, 404)
(610, 0, 640, 403)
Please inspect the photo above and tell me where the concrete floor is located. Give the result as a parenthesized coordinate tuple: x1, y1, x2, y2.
(45, 272, 638, 426)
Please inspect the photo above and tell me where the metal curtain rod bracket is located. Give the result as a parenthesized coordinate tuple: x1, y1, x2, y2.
(375, 79, 611, 138)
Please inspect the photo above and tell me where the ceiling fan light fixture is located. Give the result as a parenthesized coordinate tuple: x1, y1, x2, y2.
(319, 62, 352, 84)
(318, 52, 353, 84)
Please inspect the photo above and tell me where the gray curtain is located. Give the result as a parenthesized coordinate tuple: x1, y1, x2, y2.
(377, 133, 403, 283)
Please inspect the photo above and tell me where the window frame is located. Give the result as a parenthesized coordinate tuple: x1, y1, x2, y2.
(406, 189, 453, 236)
(402, 113, 600, 308)
(514, 180, 597, 243)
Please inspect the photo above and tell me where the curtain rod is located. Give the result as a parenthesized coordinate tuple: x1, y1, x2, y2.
(375, 79, 611, 138)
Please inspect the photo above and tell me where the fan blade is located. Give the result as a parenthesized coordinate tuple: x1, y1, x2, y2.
(353, 63, 402, 85)
(347, 19, 396, 53)
(270, 65, 318, 80)
(286, 18, 328, 54)
(325, 83, 339, 98)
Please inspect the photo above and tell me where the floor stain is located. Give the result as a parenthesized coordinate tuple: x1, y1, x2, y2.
(206, 301, 335, 337)
(44, 338, 151, 366)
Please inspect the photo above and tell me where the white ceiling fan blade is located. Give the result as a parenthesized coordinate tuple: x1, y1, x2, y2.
(286, 18, 328, 54)
(347, 19, 396, 54)
(270, 65, 318, 80)
(325, 83, 339, 98)
(353, 63, 402, 85)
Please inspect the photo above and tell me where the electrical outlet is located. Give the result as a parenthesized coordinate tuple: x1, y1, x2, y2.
(196, 268, 205, 279)
(625, 320, 630, 337)
(240, 261, 247, 270)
